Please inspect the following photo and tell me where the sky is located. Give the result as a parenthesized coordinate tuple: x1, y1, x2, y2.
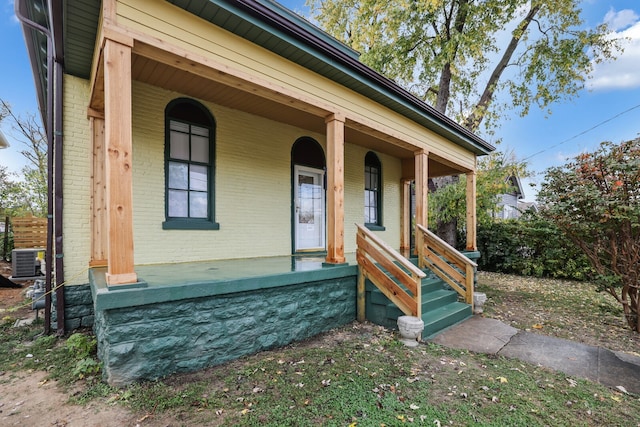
(1, 0, 639, 203)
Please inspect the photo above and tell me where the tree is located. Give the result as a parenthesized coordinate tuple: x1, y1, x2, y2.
(0, 99, 48, 217)
(537, 138, 640, 332)
(308, 0, 618, 244)
(0, 165, 24, 215)
(428, 150, 530, 240)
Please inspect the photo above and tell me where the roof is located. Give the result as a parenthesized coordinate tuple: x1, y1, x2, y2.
(18, 0, 494, 156)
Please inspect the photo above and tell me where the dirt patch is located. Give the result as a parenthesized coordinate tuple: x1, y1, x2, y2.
(0, 371, 138, 427)
(1, 260, 36, 322)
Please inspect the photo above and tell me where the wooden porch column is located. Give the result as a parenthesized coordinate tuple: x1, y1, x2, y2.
(89, 113, 107, 266)
(414, 150, 429, 265)
(400, 179, 412, 257)
(465, 171, 477, 251)
(325, 113, 346, 264)
(414, 150, 429, 230)
(104, 37, 137, 285)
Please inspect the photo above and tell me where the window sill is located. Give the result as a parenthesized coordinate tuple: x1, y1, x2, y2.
(364, 224, 385, 231)
(162, 220, 220, 230)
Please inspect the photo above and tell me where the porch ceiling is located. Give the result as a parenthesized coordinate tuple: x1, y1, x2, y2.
(131, 54, 420, 160)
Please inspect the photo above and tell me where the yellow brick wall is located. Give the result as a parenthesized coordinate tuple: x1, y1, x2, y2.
(62, 75, 92, 284)
(60, 79, 404, 278)
(131, 82, 401, 263)
(343, 146, 401, 252)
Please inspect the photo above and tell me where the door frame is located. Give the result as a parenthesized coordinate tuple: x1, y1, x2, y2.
(292, 164, 326, 253)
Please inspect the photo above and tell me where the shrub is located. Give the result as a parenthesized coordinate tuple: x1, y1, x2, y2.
(477, 213, 593, 280)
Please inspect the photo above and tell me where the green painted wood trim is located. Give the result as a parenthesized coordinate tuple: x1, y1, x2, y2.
(90, 264, 357, 312)
(162, 220, 220, 230)
(461, 250, 481, 261)
(364, 224, 386, 231)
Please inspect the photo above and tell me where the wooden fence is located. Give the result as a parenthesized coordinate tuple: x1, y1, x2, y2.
(12, 215, 48, 249)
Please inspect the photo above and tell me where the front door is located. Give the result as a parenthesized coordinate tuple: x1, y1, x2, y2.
(294, 165, 325, 251)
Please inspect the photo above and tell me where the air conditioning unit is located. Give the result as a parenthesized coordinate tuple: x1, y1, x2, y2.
(11, 249, 45, 280)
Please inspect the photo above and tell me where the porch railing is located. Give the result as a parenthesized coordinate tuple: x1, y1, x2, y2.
(416, 224, 476, 307)
(356, 224, 426, 321)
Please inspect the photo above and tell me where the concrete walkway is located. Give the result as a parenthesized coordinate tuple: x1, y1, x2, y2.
(430, 316, 640, 395)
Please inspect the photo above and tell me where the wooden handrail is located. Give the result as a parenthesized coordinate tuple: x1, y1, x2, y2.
(416, 224, 476, 308)
(355, 224, 425, 321)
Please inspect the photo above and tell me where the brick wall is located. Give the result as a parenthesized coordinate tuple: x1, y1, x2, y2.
(60, 78, 404, 277)
(62, 76, 92, 284)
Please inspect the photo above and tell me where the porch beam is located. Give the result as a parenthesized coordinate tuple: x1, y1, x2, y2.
(414, 150, 429, 266)
(466, 170, 477, 251)
(325, 113, 346, 264)
(104, 38, 137, 285)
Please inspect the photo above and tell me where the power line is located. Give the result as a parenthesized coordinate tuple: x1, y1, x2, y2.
(522, 103, 640, 162)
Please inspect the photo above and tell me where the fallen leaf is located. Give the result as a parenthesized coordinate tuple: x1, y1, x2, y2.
(409, 404, 420, 410)
(616, 385, 629, 394)
(532, 323, 544, 329)
(136, 414, 151, 423)
(497, 376, 508, 383)
(611, 396, 621, 402)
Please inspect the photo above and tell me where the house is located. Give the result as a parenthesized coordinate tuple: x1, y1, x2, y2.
(17, 0, 494, 385)
(496, 174, 525, 219)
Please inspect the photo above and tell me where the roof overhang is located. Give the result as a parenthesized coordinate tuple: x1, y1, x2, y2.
(21, 0, 495, 157)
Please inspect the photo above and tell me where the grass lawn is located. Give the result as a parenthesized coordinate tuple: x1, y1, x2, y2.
(1, 271, 639, 426)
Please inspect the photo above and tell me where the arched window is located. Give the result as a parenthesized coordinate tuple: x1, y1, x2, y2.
(163, 98, 219, 230)
(365, 151, 383, 229)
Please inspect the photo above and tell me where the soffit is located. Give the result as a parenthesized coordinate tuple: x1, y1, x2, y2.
(63, 0, 101, 79)
(132, 54, 415, 160)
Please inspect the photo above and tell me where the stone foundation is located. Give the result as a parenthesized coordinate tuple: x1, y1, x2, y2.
(94, 276, 356, 386)
(52, 284, 95, 331)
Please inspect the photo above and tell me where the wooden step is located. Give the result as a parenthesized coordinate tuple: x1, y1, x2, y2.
(364, 272, 472, 338)
(421, 302, 472, 339)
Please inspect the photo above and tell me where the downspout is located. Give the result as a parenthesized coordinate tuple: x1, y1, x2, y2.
(51, 0, 65, 335)
(15, 0, 65, 335)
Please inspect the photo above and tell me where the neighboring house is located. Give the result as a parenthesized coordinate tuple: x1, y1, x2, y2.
(18, 0, 494, 385)
(496, 174, 525, 219)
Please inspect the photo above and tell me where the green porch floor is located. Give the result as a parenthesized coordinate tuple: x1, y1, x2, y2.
(90, 254, 358, 311)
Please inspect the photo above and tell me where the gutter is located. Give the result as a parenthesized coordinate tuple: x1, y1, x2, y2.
(15, 0, 65, 335)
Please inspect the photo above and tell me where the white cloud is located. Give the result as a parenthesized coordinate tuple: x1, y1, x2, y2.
(588, 12, 640, 91)
(603, 7, 639, 31)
